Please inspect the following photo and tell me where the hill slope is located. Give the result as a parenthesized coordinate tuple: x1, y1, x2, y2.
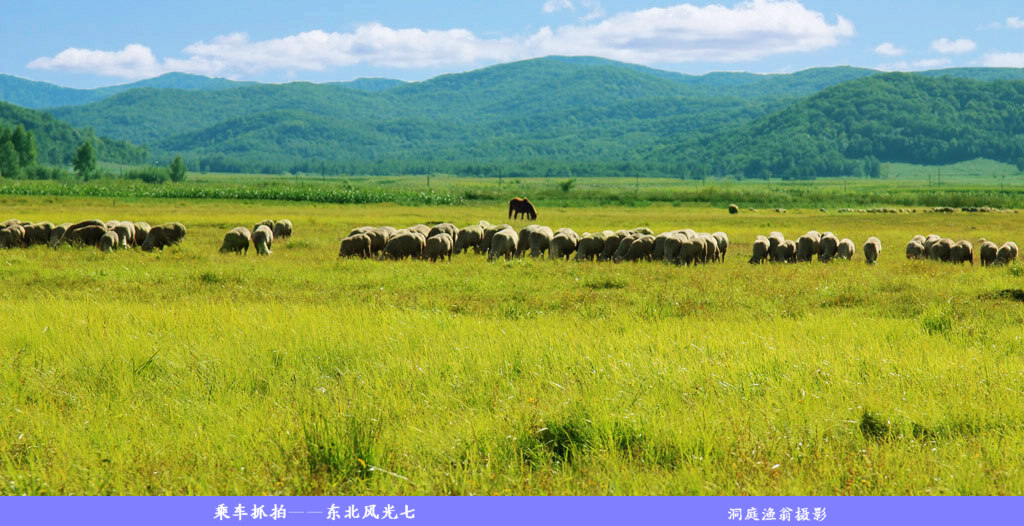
(0, 101, 147, 165)
(19, 57, 1024, 176)
(0, 73, 252, 109)
(654, 73, 1024, 179)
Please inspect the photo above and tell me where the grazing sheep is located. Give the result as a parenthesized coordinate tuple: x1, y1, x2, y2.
(454, 225, 484, 254)
(273, 219, 293, 240)
(254, 219, 275, 233)
(599, 231, 627, 261)
(774, 240, 797, 263)
(728, 204, 739, 214)
(480, 224, 513, 255)
(488, 229, 518, 261)
(796, 231, 821, 262)
(554, 227, 579, 243)
(348, 226, 376, 238)
(528, 226, 555, 258)
(22, 222, 53, 246)
(574, 233, 605, 261)
(863, 237, 882, 264)
(428, 223, 459, 240)
(818, 233, 839, 262)
(767, 232, 785, 262)
(62, 225, 107, 247)
(950, 240, 974, 265)
(49, 223, 71, 247)
(837, 238, 855, 260)
(406, 224, 431, 238)
(364, 228, 390, 257)
(996, 242, 1019, 266)
(220, 227, 251, 255)
(660, 234, 682, 264)
(339, 234, 372, 258)
(613, 233, 640, 262)
(515, 225, 541, 257)
(112, 221, 135, 249)
(929, 238, 954, 262)
(424, 233, 454, 262)
(0, 224, 26, 248)
(703, 234, 721, 263)
(979, 241, 999, 266)
(99, 231, 119, 252)
(652, 232, 674, 260)
(619, 234, 655, 262)
(905, 241, 925, 260)
(133, 222, 151, 248)
(632, 227, 655, 236)
(712, 232, 729, 261)
(252, 225, 274, 255)
(681, 237, 705, 265)
(750, 235, 769, 264)
(923, 234, 941, 257)
(550, 232, 579, 260)
(142, 222, 187, 252)
(383, 232, 426, 260)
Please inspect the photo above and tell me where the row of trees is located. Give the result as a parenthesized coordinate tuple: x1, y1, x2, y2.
(0, 124, 38, 178)
(69, 141, 187, 182)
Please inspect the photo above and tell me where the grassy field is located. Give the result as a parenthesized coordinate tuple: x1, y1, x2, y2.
(13, 158, 1024, 209)
(2, 194, 1024, 496)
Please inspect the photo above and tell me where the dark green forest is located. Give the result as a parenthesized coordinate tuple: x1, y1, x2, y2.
(2, 57, 1024, 179)
(0, 101, 147, 168)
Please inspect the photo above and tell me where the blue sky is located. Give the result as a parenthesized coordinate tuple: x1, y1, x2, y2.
(2, 0, 1022, 88)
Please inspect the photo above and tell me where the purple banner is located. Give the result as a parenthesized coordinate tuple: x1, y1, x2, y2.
(1, 496, 1020, 525)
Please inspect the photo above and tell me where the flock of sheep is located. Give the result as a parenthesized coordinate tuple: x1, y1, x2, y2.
(5, 216, 1021, 269)
(218, 220, 293, 255)
(747, 230, 869, 263)
(339, 221, 734, 264)
(0, 218, 186, 251)
(906, 235, 1018, 266)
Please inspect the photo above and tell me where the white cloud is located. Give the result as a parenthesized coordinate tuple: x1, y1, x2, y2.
(982, 52, 1024, 67)
(27, 44, 163, 78)
(29, 1, 856, 79)
(873, 42, 905, 56)
(528, 0, 855, 64)
(931, 38, 976, 54)
(1006, 17, 1024, 29)
(543, 0, 574, 13)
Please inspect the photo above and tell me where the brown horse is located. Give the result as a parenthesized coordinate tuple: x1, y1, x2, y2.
(508, 197, 537, 220)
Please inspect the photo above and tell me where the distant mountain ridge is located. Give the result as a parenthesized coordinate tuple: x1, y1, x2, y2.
(0, 73, 410, 109)
(2, 56, 1024, 177)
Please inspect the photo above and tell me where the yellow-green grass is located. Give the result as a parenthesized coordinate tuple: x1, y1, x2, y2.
(2, 195, 1023, 495)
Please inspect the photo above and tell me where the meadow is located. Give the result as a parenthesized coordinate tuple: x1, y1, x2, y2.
(6, 158, 1024, 209)
(2, 191, 1024, 496)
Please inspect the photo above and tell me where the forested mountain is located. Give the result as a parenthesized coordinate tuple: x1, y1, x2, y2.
(0, 72, 253, 109)
(654, 73, 1024, 179)
(0, 101, 146, 165)
(4, 57, 1024, 177)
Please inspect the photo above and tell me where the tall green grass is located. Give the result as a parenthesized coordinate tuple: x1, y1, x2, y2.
(1, 197, 1023, 495)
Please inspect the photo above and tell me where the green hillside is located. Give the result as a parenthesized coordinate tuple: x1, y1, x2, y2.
(10, 57, 1024, 177)
(0, 101, 146, 166)
(657, 73, 1024, 179)
(0, 73, 251, 109)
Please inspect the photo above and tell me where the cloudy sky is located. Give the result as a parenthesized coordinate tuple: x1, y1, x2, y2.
(3, 0, 1023, 88)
